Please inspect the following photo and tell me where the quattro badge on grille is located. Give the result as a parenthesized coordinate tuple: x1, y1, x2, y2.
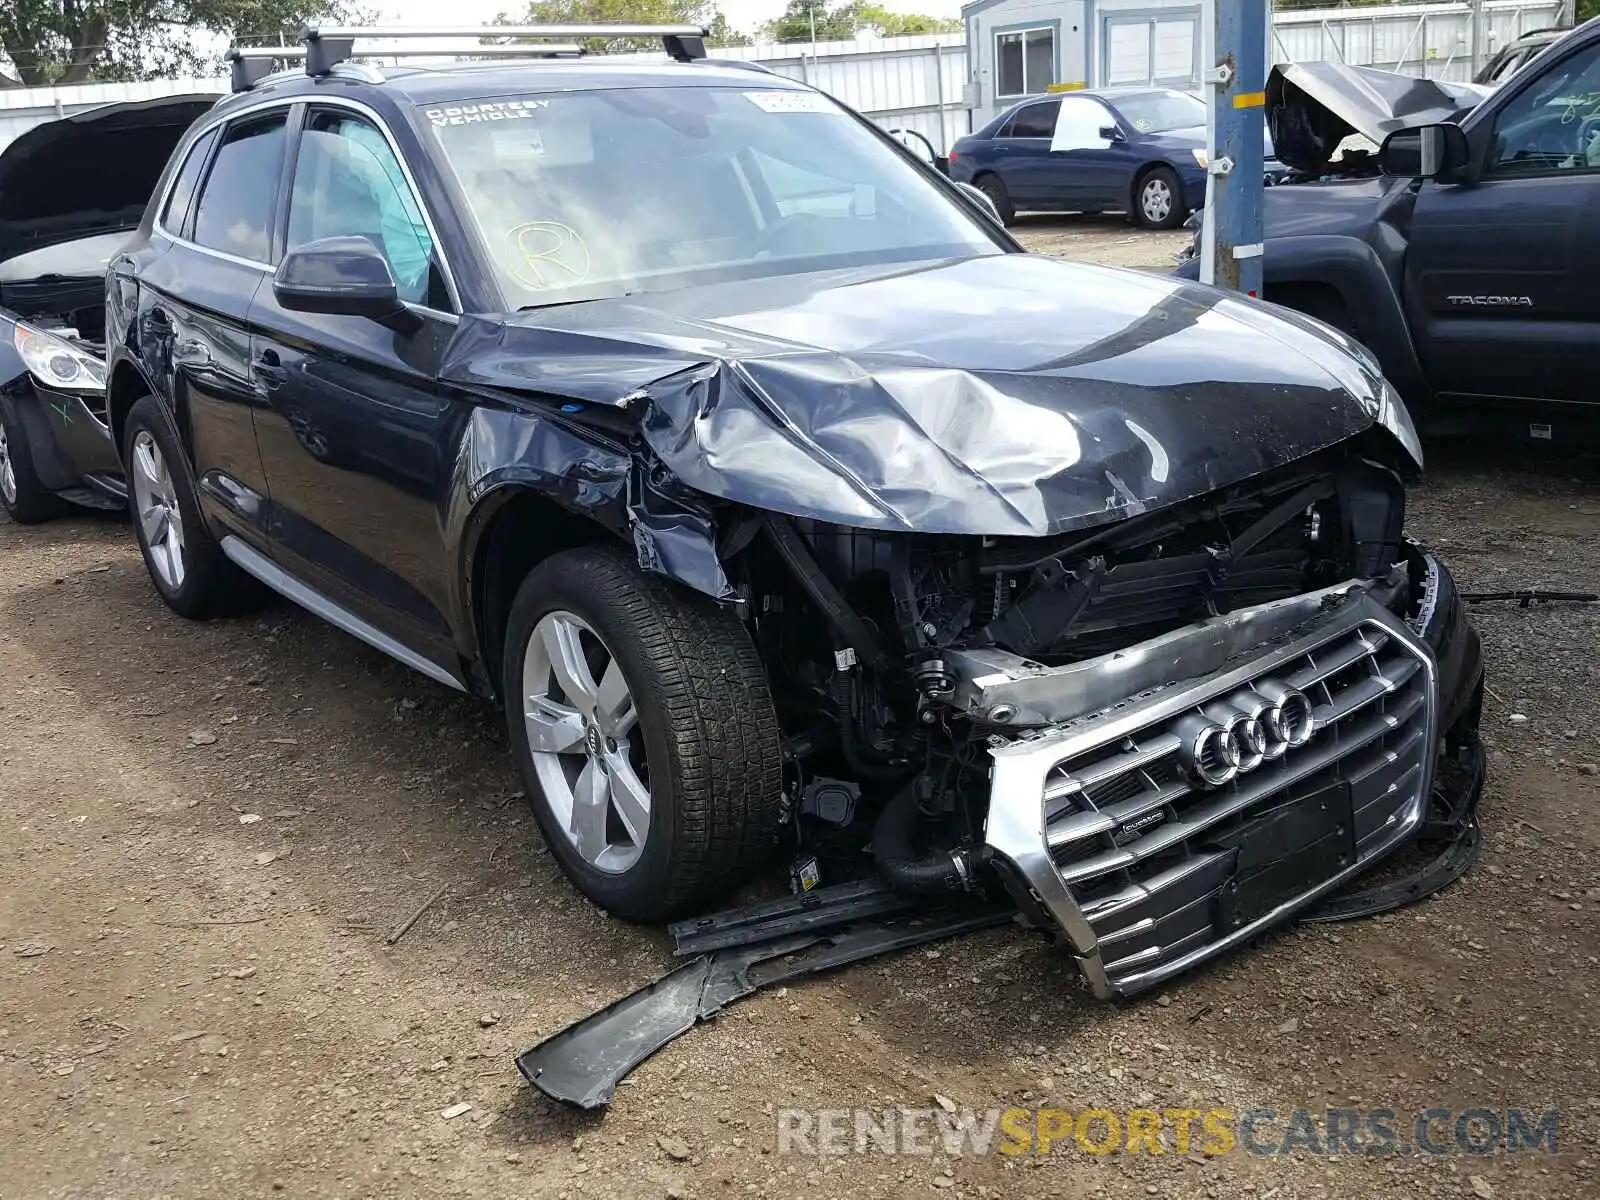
(1176, 683, 1315, 788)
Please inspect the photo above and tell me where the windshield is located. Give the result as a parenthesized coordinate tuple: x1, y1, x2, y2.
(420, 87, 1002, 308)
(1114, 90, 1206, 134)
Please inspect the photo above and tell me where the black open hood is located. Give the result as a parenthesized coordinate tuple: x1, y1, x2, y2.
(441, 254, 1387, 538)
(1266, 62, 1491, 173)
(0, 93, 219, 266)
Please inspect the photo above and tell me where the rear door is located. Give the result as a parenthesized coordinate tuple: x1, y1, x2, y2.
(994, 98, 1063, 205)
(1404, 38, 1600, 409)
(249, 103, 462, 669)
(131, 111, 288, 543)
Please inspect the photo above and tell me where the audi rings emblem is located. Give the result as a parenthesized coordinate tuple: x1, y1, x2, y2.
(1176, 681, 1315, 788)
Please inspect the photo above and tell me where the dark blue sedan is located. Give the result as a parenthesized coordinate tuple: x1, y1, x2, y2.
(949, 88, 1278, 230)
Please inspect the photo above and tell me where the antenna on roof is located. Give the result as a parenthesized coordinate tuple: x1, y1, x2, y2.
(296, 24, 710, 76)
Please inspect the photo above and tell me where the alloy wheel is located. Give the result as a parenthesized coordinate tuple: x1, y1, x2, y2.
(0, 422, 15, 505)
(131, 430, 186, 589)
(521, 610, 651, 874)
(1141, 177, 1173, 225)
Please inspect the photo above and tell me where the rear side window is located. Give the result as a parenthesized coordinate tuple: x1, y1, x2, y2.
(192, 113, 288, 262)
(1006, 101, 1059, 139)
(160, 129, 217, 236)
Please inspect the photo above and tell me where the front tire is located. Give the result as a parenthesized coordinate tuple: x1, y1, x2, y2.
(0, 396, 66, 524)
(502, 545, 783, 922)
(1133, 166, 1186, 230)
(122, 396, 259, 618)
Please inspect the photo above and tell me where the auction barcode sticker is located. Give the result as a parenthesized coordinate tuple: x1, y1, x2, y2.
(744, 91, 838, 114)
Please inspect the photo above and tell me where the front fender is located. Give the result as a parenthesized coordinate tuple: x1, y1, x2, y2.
(1174, 235, 1429, 405)
(1262, 234, 1429, 404)
(0, 318, 114, 490)
(446, 403, 737, 674)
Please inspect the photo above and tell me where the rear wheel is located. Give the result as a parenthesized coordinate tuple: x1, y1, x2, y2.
(0, 397, 66, 524)
(502, 545, 783, 921)
(123, 397, 260, 618)
(1133, 166, 1186, 230)
(974, 173, 1015, 225)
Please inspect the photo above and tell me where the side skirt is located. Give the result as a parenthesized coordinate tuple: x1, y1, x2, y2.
(219, 535, 467, 693)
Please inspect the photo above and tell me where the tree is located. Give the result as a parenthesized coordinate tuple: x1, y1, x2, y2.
(502, 0, 744, 53)
(762, 0, 860, 43)
(854, 4, 959, 36)
(760, 1, 957, 44)
(0, 1, 351, 89)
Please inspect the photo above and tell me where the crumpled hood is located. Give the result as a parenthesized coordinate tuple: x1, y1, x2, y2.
(1266, 62, 1491, 172)
(442, 254, 1383, 537)
(0, 93, 219, 266)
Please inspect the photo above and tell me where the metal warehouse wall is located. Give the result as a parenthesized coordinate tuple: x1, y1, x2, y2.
(0, 35, 971, 156)
(0, 4, 1575, 159)
(1273, 0, 1569, 81)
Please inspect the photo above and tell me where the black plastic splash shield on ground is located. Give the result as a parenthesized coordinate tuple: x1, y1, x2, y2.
(516, 905, 1014, 1110)
(1301, 732, 1487, 923)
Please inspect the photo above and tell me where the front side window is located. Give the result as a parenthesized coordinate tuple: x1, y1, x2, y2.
(286, 110, 441, 307)
(192, 113, 287, 262)
(1005, 100, 1060, 140)
(420, 88, 1002, 309)
(160, 129, 218, 236)
(1488, 43, 1600, 175)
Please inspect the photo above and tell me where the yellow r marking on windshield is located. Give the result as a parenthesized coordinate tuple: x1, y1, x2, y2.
(504, 221, 592, 290)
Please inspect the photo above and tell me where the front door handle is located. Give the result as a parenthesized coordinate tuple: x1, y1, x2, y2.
(253, 349, 288, 389)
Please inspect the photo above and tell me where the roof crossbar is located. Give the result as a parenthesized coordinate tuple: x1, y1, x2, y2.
(297, 24, 710, 76)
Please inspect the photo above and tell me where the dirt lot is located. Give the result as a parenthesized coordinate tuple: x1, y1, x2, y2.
(3, 216, 1598, 1200)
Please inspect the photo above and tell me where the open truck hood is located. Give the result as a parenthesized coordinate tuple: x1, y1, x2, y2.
(0, 93, 219, 268)
(443, 254, 1386, 538)
(1266, 62, 1491, 173)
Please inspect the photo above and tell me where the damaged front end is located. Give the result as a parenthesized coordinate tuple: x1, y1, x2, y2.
(455, 256, 1483, 1004)
(712, 442, 1483, 1000)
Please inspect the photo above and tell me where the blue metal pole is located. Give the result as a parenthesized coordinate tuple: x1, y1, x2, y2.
(1200, 0, 1267, 297)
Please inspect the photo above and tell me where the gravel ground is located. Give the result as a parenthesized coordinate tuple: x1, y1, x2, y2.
(2, 218, 1597, 1200)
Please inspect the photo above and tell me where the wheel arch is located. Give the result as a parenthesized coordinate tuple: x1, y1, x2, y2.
(464, 486, 617, 701)
(107, 357, 162, 458)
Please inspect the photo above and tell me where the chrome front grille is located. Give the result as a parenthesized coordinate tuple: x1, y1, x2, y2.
(982, 591, 1439, 999)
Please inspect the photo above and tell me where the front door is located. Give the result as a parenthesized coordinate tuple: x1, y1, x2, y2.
(1404, 37, 1600, 408)
(1045, 95, 1128, 209)
(250, 105, 463, 667)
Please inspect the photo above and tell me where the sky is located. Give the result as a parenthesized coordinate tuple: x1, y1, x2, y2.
(380, 0, 965, 40)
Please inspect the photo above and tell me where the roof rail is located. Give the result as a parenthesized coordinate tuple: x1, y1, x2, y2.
(296, 24, 710, 76)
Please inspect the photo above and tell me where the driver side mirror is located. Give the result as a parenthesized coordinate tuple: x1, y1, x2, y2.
(273, 236, 421, 333)
(1098, 125, 1125, 142)
(1379, 123, 1471, 181)
(953, 180, 1004, 226)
